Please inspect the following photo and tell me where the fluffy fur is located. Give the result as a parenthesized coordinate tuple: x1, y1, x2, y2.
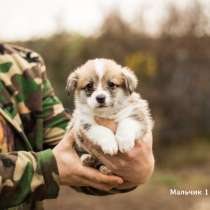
(66, 58, 153, 156)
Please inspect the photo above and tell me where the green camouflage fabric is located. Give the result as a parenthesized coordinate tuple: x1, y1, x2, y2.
(0, 44, 136, 210)
(0, 44, 69, 210)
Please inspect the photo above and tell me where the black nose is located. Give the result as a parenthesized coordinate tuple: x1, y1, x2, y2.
(96, 94, 105, 104)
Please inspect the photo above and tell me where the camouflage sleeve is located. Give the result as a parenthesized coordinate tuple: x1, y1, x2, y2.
(0, 149, 59, 209)
(0, 45, 62, 208)
(41, 62, 70, 148)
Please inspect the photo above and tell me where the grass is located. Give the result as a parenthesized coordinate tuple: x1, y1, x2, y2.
(151, 141, 210, 190)
(151, 171, 180, 187)
(156, 140, 210, 169)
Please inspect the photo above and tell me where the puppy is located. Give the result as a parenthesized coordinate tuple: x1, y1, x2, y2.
(66, 58, 153, 169)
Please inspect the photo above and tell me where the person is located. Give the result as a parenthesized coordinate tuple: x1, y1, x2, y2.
(0, 44, 154, 210)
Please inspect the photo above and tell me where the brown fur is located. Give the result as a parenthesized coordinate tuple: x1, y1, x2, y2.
(68, 59, 128, 91)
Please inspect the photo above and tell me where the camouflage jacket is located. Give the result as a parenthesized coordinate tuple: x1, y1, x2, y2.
(0, 44, 69, 210)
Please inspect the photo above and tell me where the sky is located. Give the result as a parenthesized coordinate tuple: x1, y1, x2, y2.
(0, 0, 208, 41)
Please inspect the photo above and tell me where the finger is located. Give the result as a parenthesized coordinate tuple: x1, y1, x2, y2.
(135, 138, 153, 155)
(114, 182, 137, 190)
(140, 131, 153, 147)
(80, 179, 114, 191)
(63, 128, 76, 146)
(80, 165, 123, 185)
(70, 175, 114, 191)
(90, 148, 117, 169)
(79, 128, 95, 148)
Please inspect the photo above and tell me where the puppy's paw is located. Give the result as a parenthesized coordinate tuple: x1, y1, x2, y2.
(116, 118, 142, 153)
(100, 138, 118, 155)
(116, 133, 135, 153)
(80, 154, 97, 167)
(86, 125, 118, 155)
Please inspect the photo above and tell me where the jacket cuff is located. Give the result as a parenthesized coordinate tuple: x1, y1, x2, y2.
(37, 149, 60, 199)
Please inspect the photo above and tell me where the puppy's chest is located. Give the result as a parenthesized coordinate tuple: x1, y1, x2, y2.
(70, 92, 143, 129)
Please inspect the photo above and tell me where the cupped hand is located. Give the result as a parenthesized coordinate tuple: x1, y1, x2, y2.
(52, 130, 123, 191)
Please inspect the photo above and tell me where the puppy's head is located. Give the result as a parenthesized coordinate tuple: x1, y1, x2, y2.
(66, 58, 138, 110)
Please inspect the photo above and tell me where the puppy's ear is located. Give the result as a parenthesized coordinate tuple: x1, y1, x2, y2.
(66, 71, 78, 95)
(122, 67, 138, 94)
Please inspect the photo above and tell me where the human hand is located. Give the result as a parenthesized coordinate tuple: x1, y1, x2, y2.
(52, 130, 123, 191)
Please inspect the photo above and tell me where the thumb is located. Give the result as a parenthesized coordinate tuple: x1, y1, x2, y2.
(63, 128, 76, 147)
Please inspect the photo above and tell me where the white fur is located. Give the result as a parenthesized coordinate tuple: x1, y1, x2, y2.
(94, 59, 104, 79)
(116, 118, 142, 153)
(87, 125, 118, 155)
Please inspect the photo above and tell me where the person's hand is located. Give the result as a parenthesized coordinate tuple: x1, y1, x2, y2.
(80, 118, 155, 188)
(52, 130, 123, 191)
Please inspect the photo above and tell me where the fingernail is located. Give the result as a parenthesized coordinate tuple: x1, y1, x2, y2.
(118, 179, 124, 184)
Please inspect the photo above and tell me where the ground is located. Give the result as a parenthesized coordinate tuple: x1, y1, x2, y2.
(44, 142, 210, 210)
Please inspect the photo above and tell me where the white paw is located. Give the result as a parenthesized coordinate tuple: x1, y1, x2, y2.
(100, 138, 118, 155)
(87, 126, 118, 155)
(116, 118, 141, 153)
(116, 133, 135, 153)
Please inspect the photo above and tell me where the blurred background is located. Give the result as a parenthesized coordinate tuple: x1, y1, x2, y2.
(1, 0, 210, 209)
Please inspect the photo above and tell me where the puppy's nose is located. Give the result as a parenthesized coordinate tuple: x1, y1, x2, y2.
(96, 94, 105, 104)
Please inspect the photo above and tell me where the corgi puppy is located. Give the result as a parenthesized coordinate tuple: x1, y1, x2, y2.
(66, 58, 153, 170)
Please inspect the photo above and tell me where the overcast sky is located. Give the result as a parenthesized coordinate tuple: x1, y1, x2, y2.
(0, 0, 208, 41)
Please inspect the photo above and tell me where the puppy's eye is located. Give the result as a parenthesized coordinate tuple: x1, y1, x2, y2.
(84, 82, 94, 90)
(108, 81, 118, 89)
